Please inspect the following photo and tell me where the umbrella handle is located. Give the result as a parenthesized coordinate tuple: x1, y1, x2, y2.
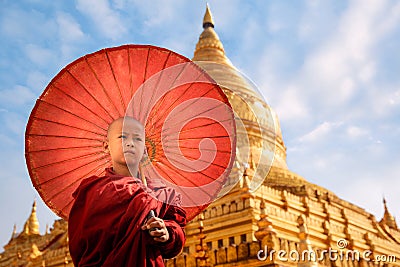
(140, 165, 157, 232)
(139, 164, 147, 186)
(146, 210, 159, 232)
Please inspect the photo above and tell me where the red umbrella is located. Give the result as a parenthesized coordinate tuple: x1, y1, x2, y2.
(25, 45, 236, 221)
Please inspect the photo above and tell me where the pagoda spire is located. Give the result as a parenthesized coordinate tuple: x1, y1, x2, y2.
(193, 4, 232, 66)
(203, 3, 214, 28)
(380, 197, 398, 230)
(22, 200, 40, 235)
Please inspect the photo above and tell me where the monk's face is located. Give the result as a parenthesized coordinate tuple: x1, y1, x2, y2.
(104, 118, 145, 171)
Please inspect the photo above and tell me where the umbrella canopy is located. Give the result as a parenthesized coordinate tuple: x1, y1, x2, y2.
(25, 45, 236, 221)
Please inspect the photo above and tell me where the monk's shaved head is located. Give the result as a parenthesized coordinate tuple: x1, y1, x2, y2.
(107, 117, 144, 139)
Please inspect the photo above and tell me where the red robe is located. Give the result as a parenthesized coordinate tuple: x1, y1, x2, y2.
(68, 168, 186, 267)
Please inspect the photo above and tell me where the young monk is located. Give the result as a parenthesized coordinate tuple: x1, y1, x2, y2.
(68, 117, 186, 267)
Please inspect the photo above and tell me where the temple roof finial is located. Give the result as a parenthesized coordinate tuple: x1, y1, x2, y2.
(8, 223, 17, 241)
(241, 163, 253, 199)
(203, 3, 215, 29)
(195, 213, 211, 267)
(380, 197, 398, 230)
(254, 198, 277, 245)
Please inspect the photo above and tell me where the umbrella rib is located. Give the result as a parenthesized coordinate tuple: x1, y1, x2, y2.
(36, 154, 109, 187)
(176, 118, 230, 133)
(151, 85, 219, 136)
(150, 136, 230, 157)
(151, 136, 231, 157)
(27, 133, 103, 141)
(142, 51, 171, 123)
(35, 100, 109, 133)
(61, 200, 74, 218)
(162, 149, 230, 171)
(155, 163, 217, 206)
(84, 57, 121, 118)
(162, 135, 231, 142)
(144, 60, 189, 127)
(31, 150, 105, 170)
(28, 145, 104, 153)
(66, 69, 114, 122)
(137, 47, 150, 122)
(146, 113, 226, 139)
(161, 98, 225, 135)
(106, 50, 127, 112)
(30, 117, 106, 138)
(127, 47, 134, 109)
(154, 118, 232, 139)
(144, 65, 190, 140)
(147, 69, 205, 128)
(45, 157, 109, 202)
(126, 46, 144, 118)
(162, 145, 232, 154)
(160, 158, 224, 186)
(153, 166, 201, 211)
(52, 83, 110, 127)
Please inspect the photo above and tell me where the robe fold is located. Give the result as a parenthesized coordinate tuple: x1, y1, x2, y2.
(68, 168, 187, 267)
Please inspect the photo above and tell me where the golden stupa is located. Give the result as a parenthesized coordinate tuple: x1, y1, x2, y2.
(1, 6, 399, 267)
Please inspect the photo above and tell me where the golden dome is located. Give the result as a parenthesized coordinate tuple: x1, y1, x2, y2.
(193, 5, 288, 191)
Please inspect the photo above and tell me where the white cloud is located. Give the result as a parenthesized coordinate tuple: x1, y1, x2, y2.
(298, 0, 337, 43)
(366, 86, 400, 118)
(56, 12, 85, 43)
(56, 17, 89, 65)
(24, 44, 57, 67)
(0, 6, 56, 43)
(3, 112, 26, 136)
(298, 121, 342, 143)
(0, 133, 15, 147)
(294, 0, 400, 111)
(0, 8, 28, 38)
(142, 2, 182, 27)
(27, 71, 49, 94)
(122, 0, 195, 32)
(111, 0, 126, 10)
(76, 0, 127, 40)
(273, 87, 309, 122)
(358, 61, 376, 83)
(346, 125, 369, 139)
(389, 90, 400, 106)
(0, 85, 36, 107)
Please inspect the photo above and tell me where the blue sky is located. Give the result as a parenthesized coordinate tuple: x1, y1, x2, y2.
(1, 0, 399, 249)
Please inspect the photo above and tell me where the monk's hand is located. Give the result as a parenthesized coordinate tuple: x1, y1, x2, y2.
(142, 217, 170, 243)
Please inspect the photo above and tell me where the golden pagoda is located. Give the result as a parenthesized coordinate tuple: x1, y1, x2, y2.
(0, 201, 72, 266)
(165, 6, 400, 267)
(1, 5, 399, 267)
